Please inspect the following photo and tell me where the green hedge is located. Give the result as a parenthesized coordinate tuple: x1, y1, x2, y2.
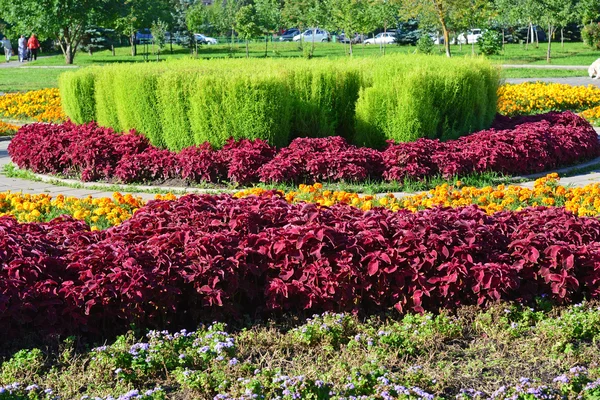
(59, 56, 500, 150)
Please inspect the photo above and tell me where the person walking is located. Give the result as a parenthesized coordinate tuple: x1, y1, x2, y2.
(18, 35, 27, 62)
(27, 34, 40, 61)
(1, 36, 12, 63)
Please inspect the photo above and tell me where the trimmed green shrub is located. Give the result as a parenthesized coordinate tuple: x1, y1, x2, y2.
(287, 65, 362, 140)
(93, 67, 121, 132)
(188, 70, 293, 149)
(112, 65, 165, 147)
(58, 69, 96, 124)
(354, 57, 500, 147)
(59, 56, 500, 150)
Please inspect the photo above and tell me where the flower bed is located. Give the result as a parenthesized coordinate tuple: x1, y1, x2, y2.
(0, 89, 66, 123)
(9, 112, 600, 186)
(4, 306, 600, 400)
(0, 191, 153, 230)
(238, 174, 600, 217)
(498, 82, 600, 116)
(4, 174, 600, 229)
(3, 193, 600, 339)
(0, 120, 19, 136)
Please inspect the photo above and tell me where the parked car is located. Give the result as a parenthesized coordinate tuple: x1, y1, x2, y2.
(293, 28, 330, 42)
(279, 28, 300, 42)
(337, 32, 365, 44)
(364, 32, 396, 45)
(457, 29, 483, 44)
(194, 33, 217, 45)
(135, 29, 152, 44)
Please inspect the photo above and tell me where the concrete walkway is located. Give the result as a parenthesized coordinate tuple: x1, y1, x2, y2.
(0, 56, 54, 68)
(501, 64, 587, 70)
(0, 141, 159, 200)
(505, 77, 600, 87)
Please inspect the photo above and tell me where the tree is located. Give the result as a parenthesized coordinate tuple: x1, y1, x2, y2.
(236, 4, 262, 57)
(538, 0, 564, 62)
(328, 0, 365, 55)
(371, 0, 401, 54)
(255, 0, 282, 56)
(113, 0, 172, 57)
(578, 0, 600, 25)
(401, 0, 463, 57)
(556, 0, 578, 48)
(0, 0, 116, 64)
(492, 0, 521, 51)
(282, 0, 329, 55)
(172, 0, 196, 54)
(151, 19, 167, 61)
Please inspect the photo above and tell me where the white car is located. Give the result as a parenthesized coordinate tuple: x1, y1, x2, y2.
(364, 32, 396, 45)
(457, 29, 482, 45)
(194, 33, 217, 45)
(293, 28, 330, 42)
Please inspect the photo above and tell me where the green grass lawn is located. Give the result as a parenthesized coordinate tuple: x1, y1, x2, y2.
(0, 68, 65, 92)
(501, 68, 587, 78)
(0, 41, 598, 92)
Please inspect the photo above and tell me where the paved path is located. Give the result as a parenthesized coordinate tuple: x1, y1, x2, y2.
(501, 64, 588, 70)
(0, 141, 159, 200)
(505, 77, 600, 87)
(0, 56, 54, 68)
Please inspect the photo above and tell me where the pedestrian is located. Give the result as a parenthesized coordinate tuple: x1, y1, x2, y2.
(27, 34, 40, 61)
(18, 35, 27, 62)
(1, 36, 12, 63)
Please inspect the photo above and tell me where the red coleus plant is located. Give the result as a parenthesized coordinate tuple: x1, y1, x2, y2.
(2, 194, 600, 339)
(9, 112, 600, 186)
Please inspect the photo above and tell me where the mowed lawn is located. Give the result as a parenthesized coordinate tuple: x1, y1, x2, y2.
(0, 41, 596, 92)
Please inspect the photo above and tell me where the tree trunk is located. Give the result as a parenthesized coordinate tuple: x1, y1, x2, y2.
(546, 24, 553, 63)
(535, 26, 539, 48)
(130, 32, 137, 56)
(64, 43, 75, 64)
(502, 28, 505, 52)
(561, 28, 564, 49)
(111, 45, 115, 56)
(349, 40, 353, 56)
(311, 27, 316, 56)
(525, 24, 530, 50)
(441, 23, 451, 57)
(246, 40, 249, 58)
(265, 35, 268, 58)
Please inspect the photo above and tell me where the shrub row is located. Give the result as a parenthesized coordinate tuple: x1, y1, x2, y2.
(9, 112, 600, 185)
(2, 192, 600, 338)
(59, 56, 499, 150)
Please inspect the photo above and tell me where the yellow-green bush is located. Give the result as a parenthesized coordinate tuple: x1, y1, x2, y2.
(353, 57, 500, 147)
(59, 56, 500, 150)
(58, 69, 95, 124)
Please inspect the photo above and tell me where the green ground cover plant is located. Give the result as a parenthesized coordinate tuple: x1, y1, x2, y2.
(1, 302, 600, 399)
(59, 55, 499, 150)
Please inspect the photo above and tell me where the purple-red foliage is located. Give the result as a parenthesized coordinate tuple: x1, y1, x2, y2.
(384, 111, 600, 181)
(8, 112, 600, 185)
(115, 149, 179, 184)
(221, 138, 276, 185)
(259, 137, 384, 183)
(2, 195, 600, 338)
(178, 143, 227, 183)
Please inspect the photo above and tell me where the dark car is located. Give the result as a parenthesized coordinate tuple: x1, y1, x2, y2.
(338, 33, 366, 44)
(135, 29, 153, 44)
(279, 28, 300, 42)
